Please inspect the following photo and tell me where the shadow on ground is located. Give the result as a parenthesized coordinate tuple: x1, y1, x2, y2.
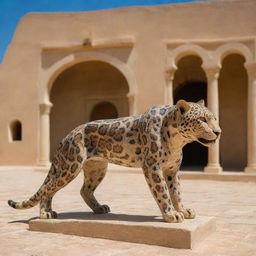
(8, 212, 162, 224)
(58, 212, 161, 222)
(8, 216, 38, 224)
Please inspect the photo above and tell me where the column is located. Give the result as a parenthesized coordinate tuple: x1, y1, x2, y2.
(39, 102, 53, 167)
(245, 63, 256, 173)
(204, 66, 223, 173)
(165, 68, 176, 105)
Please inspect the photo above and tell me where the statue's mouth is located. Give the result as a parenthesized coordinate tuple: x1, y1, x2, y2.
(198, 138, 216, 144)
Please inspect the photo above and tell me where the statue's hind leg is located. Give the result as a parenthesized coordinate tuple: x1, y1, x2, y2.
(40, 193, 57, 219)
(80, 158, 110, 214)
(39, 158, 84, 219)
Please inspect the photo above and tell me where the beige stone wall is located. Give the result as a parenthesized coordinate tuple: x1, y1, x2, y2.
(0, 0, 255, 171)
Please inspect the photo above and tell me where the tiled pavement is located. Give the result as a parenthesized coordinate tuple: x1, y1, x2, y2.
(0, 168, 255, 256)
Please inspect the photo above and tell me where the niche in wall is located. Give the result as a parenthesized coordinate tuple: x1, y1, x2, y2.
(9, 120, 22, 141)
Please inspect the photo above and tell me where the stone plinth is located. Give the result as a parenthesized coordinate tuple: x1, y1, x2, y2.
(29, 212, 215, 249)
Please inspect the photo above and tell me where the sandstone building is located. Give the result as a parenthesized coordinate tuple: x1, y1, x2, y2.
(0, 0, 255, 173)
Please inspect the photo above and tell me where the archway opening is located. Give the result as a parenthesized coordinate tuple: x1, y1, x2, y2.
(219, 54, 247, 171)
(50, 61, 129, 160)
(173, 55, 207, 170)
(90, 101, 118, 121)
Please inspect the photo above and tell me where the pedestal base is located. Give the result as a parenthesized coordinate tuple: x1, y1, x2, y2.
(38, 161, 51, 170)
(204, 165, 223, 173)
(244, 166, 256, 173)
(29, 213, 216, 249)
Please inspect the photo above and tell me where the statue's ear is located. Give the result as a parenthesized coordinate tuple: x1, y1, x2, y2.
(197, 99, 205, 106)
(176, 100, 191, 115)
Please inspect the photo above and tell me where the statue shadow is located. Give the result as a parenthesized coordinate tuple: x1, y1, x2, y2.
(8, 216, 38, 224)
(9, 212, 162, 224)
(58, 212, 161, 222)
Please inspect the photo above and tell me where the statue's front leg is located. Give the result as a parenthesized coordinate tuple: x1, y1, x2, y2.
(163, 168, 196, 219)
(142, 164, 184, 223)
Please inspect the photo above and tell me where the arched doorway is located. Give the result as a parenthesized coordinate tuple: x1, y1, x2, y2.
(90, 102, 118, 121)
(173, 55, 207, 170)
(219, 54, 248, 171)
(50, 61, 129, 159)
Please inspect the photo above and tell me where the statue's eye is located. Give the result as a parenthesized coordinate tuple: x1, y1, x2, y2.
(201, 117, 207, 123)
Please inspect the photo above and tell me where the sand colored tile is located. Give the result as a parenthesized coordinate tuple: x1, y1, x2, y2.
(1, 0, 256, 173)
(1, 168, 256, 255)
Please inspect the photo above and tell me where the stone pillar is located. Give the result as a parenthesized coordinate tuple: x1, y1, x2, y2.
(245, 63, 256, 173)
(39, 102, 53, 167)
(165, 68, 176, 106)
(204, 66, 223, 173)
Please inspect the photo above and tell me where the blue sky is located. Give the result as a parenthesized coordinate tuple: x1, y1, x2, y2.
(0, 0, 210, 63)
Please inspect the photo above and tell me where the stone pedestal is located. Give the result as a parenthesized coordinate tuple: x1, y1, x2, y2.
(29, 213, 215, 249)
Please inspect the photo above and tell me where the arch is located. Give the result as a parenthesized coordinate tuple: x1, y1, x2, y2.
(215, 43, 253, 66)
(38, 51, 137, 165)
(39, 51, 137, 114)
(90, 101, 118, 121)
(168, 43, 211, 67)
(173, 55, 207, 91)
(49, 60, 130, 159)
(9, 120, 22, 141)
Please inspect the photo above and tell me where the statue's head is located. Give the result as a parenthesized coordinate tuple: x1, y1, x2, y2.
(175, 99, 221, 147)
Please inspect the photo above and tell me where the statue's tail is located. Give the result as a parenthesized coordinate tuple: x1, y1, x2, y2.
(8, 187, 43, 209)
(7, 166, 53, 210)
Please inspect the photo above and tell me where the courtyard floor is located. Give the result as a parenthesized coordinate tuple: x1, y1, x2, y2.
(0, 168, 255, 256)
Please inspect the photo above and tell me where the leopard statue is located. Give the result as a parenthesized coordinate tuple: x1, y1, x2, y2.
(8, 99, 221, 223)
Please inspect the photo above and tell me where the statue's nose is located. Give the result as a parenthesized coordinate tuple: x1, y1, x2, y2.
(214, 131, 221, 137)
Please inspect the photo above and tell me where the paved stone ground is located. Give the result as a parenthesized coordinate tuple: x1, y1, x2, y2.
(1, 168, 255, 256)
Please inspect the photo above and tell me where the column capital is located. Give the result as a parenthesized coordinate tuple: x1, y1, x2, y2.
(203, 65, 221, 80)
(244, 62, 256, 79)
(165, 65, 177, 82)
(40, 102, 53, 115)
(126, 93, 135, 106)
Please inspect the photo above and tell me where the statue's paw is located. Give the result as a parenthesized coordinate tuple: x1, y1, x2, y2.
(163, 211, 184, 223)
(40, 211, 58, 219)
(93, 204, 111, 214)
(180, 208, 196, 219)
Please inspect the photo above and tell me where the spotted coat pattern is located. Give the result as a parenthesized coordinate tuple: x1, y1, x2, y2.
(8, 100, 221, 223)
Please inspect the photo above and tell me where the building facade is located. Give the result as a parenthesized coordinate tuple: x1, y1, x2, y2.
(0, 0, 256, 173)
